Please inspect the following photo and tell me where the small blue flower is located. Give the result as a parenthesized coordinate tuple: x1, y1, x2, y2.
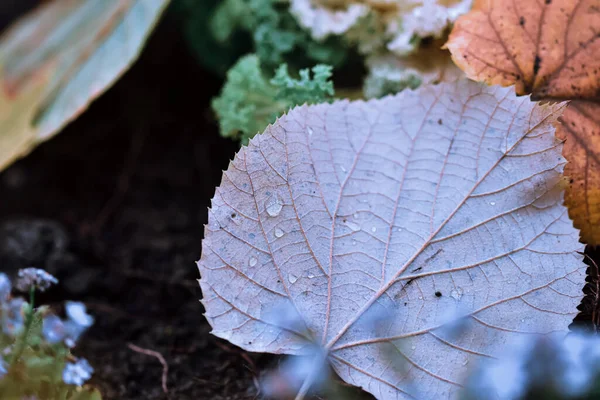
(65, 302, 94, 328)
(63, 358, 94, 386)
(41, 302, 94, 348)
(261, 346, 329, 398)
(42, 314, 67, 344)
(63, 302, 94, 348)
(15, 268, 58, 293)
(2, 298, 25, 336)
(0, 355, 8, 379)
(0, 273, 11, 302)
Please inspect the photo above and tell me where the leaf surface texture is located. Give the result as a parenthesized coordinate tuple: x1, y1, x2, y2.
(557, 101, 600, 245)
(199, 80, 584, 399)
(446, 0, 600, 245)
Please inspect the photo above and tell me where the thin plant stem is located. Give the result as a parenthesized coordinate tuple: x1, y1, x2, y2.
(9, 287, 36, 366)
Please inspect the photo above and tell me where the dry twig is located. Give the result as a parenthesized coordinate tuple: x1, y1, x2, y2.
(128, 343, 169, 394)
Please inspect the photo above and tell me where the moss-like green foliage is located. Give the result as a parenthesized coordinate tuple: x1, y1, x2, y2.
(211, 54, 334, 144)
(174, 0, 348, 75)
(271, 63, 335, 105)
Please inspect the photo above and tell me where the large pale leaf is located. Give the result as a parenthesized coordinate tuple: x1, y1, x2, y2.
(198, 80, 585, 399)
(444, 0, 600, 245)
(0, 0, 170, 172)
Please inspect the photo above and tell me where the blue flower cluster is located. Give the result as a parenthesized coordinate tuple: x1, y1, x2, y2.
(0, 273, 26, 337)
(462, 333, 600, 400)
(42, 301, 95, 348)
(15, 268, 59, 293)
(63, 358, 94, 386)
(0, 270, 95, 387)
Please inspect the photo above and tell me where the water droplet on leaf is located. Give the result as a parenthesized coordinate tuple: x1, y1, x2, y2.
(450, 287, 463, 301)
(249, 257, 257, 267)
(288, 273, 298, 284)
(274, 228, 284, 238)
(265, 193, 283, 217)
(345, 221, 361, 232)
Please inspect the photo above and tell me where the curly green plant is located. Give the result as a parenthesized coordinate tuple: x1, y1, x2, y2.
(0, 269, 100, 400)
(211, 54, 335, 144)
(174, 0, 348, 75)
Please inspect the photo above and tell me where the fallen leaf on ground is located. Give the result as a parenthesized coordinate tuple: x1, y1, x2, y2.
(198, 80, 584, 399)
(0, 0, 170, 172)
(445, 0, 600, 245)
(557, 101, 600, 245)
(445, 0, 600, 100)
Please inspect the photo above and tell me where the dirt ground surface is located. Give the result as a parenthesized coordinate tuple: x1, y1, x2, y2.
(0, 5, 372, 399)
(0, 4, 597, 400)
(0, 13, 269, 400)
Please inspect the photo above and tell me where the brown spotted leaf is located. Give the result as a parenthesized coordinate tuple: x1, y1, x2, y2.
(445, 0, 600, 100)
(559, 99, 600, 246)
(557, 101, 600, 245)
(198, 80, 585, 399)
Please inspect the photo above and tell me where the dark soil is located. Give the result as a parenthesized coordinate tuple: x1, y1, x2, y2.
(0, 4, 598, 400)
(0, 5, 370, 399)
(0, 12, 270, 400)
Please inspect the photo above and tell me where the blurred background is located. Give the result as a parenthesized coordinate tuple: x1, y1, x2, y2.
(0, 2, 261, 399)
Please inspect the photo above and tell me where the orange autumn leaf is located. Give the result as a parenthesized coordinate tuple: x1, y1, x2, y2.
(445, 0, 600, 245)
(445, 0, 600, 100)
(557, 101, 600, 245)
